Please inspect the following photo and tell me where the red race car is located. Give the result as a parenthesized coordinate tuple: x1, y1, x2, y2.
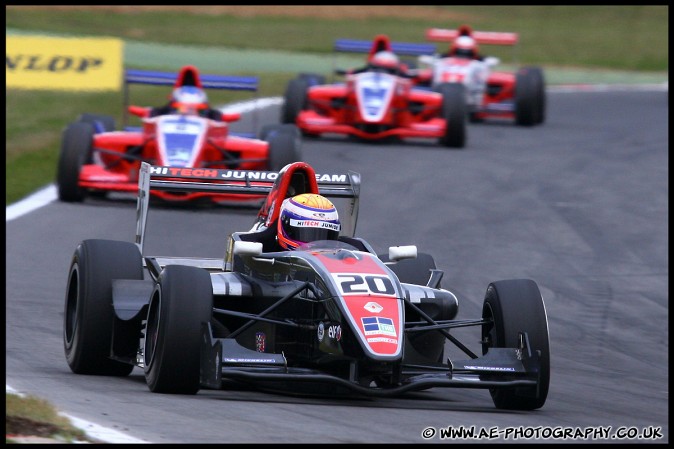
(57, 65, 302, 204)
(281, 35, 466, 148)
(416, 25, 546, 126)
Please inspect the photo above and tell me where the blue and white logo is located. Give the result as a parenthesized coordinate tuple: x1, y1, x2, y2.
(361, 317, 396, 337)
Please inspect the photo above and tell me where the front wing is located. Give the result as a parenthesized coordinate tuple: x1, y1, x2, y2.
(199, 322, 542, 397)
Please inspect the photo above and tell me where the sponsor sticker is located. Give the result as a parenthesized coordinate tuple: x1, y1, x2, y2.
(317, 322, 325, 342)
(464, 365, 516, 372)
(255, 332, 266, 352)
(223, 358, 277, 363)
(328, 325, 342, 341)
(362, 317, 397, 337)
(364, 301, 383, 313)
(6, 35, 123, 91)
(366, 337, 398, 344)
(289, 219, 341, 232)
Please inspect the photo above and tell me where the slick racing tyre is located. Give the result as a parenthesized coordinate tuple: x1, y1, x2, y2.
(481, 279, 550, 410)
(144, 265, 213, 394)
(57, 121, 95, 202)
(436, 83, 467, 148)
(265, 124, 303, 171)
(78, 113, 116, 132)
(63, 239, 142, 376)
(281, 77, 309, 124)
(515, 66, 545, 126)
(298, 72, 326, 87)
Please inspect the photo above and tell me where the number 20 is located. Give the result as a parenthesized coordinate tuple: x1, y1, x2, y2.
(334, 274, 395, 296)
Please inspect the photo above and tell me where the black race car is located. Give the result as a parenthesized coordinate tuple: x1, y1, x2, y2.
(63, 161, 550, 410)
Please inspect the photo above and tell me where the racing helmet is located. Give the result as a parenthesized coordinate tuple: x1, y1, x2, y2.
(277, 193, 341, 250)
(170, 86, 209, 115)
(450, 35, 479, 59)
(370, 51, 400, 70)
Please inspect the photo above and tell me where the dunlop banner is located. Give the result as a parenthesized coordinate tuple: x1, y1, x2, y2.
(6, 35, 123, 91)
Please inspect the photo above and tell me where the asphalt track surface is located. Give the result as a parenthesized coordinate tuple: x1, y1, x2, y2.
(6, 89, 668, 443)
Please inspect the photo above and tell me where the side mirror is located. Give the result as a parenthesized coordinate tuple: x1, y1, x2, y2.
(233, 240, 263, 257)
(484, 56, 500, 67)
(418, 55, 435, 66)
(220, 112, 241, 122)
(128, 105, 150, 118)
(388, 245, 417, 261)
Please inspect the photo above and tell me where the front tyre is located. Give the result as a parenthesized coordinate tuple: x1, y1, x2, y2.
(144, 265, 213, 394)
(57, 122, 95, 202)
(482, 279, 550, 410)
(78, 113, 116, 132)
(436, 83, 466, 148)
(298, 72, 326, 87)
(281, 77, 310, 124)
(63, 239, 142, 376)
(515, 66, 545, 126)
(265, 124, 303, 171)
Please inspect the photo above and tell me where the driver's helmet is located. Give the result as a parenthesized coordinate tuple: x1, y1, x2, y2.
(277, 193, 341, 250)
(369, 51, 400, 71)
(170, 86, 209, 115)
(450, 35, 479, 59)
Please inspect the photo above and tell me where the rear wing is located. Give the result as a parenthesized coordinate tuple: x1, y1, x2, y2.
(425, 28, 519, 46)
(425, 28, 519, 62)
(332, 38, 436, 79)
(135, 162, 361, 255)
(122, 68, 259, 132)
(334, 39, 436, 56)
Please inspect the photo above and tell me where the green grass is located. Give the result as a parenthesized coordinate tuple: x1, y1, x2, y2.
(6, 6, 668, 70)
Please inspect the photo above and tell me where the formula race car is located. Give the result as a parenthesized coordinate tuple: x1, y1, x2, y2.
(56, 65, 302, 204)
(281, 35, 466, 148)
(63, 161, 550, 410)
(416, 25, 546, 126)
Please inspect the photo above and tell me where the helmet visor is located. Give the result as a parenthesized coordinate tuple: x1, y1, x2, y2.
(283, 218, 340, 244)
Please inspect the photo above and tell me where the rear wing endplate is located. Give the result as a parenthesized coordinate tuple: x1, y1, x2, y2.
(135, 162, 361, 254)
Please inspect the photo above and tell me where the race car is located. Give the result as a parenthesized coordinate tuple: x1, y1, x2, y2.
(281, 35, 467, 148)
(416, 25, 546, 126)
(56, 65, 302, 204)
(63, 160, 550, 410)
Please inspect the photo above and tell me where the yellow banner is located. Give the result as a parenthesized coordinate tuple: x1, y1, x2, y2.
(6, 35, 123, 91)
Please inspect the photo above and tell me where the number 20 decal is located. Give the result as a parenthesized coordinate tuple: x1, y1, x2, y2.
(332, 273, 396, 296)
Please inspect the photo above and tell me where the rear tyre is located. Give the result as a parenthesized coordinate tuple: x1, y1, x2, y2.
(481, 279, 550, 410)
(63, 239, 142, 376)
(78, 113, 116, 132)
(265, 124, 302, 171)
(515, 66, 545, 126)
(57, 122, 95, 202)
(281, 77, 309, 124)
(436, 83, 466, 148)
(144, 265, 213, 394)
